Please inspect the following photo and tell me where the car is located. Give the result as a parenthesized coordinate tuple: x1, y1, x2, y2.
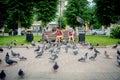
(91, 29, 107, 35)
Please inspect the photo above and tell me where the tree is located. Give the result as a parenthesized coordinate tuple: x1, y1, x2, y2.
(57, 16, 66, 29)
(0, 2, 8, 28)
(6, 0, 35, 29)
(63, 0, 88, 29)
(94, 0, 120, 26)
(84, 5, 102, 29)
(36, 0, 59, 27)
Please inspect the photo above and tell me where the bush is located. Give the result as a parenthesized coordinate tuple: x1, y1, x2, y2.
(4, 25, 9, 33)
(110, 25, 120, 39)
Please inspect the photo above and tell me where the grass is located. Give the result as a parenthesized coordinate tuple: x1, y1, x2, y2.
(0, 35, 41, 46)
(85, 35, 120, 46)
(0, 35, 119, 46)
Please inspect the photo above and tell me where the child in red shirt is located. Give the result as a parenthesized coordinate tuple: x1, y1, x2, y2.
(52, 27, 63, 42)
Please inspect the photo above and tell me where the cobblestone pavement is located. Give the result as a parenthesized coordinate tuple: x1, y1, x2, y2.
(0, 43, 120, 80)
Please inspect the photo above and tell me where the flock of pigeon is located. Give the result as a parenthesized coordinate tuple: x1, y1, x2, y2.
(0, 40, 120, 80)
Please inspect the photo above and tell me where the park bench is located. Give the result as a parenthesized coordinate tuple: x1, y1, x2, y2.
(42, 30, 77, 41)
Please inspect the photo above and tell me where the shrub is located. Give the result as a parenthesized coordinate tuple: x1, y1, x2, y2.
(4, 25, 9, 33)
(110, 25, 120, 39)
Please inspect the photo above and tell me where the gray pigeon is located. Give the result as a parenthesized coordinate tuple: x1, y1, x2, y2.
(89, 45, 94, 50)
(94, 48, 100, 54)
(18, 53, 27, 60)
(89, 52, 98, 60)
(55, 46, 61, 54)
(53, 62, 59, 71)
(49, 52, 58, 61)
(5, 52, 17, 65)
(112, 44, 118, 49)
(117, 56, 120, 66)
(66, 42, 71, 48)
(8, 41, 12, 49)
(65, 45, 68, 53)
(18, 69, 24, 78)
(0, 59, 2, 64)
(34, 46, 40, 51)
(73, 47, 79, 55)
(0, 70, 6, 80)
(78, 52, 88, 62)
(35, 50, 44, 58)
(0, 47, 3, 52)
(11, 50, 19, 57)
(31, 41, 36, 46)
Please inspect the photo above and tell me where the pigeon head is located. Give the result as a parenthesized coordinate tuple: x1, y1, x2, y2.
(6, 52, 9, 57)
(1, 70, 4, 73)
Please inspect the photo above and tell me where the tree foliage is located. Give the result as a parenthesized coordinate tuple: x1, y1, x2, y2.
(63, 0, 88, 29)
(0, 0, 47, 29)
(6, 0, 35, 29)
(94, 0, 120, 26)
(110, 25, 120, 39)
(0, 2, 8, 28)
(57, 16, 66, 29)
(36, 0, 59, 27)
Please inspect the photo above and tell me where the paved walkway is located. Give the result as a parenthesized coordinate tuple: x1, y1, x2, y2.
(0, 43, 120, 80)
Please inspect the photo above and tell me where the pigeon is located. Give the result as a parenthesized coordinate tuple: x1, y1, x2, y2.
(49, 48, 54, 54)
(8, 41, 12, 49)
(18, 53, 27, 60)
(53, 62, 59, 71)
(117, 49, 120, 56)
(11, 50, 19, 57)
(72, 42, 78, 49)
(31, 41, 36, 46)
(66, 42, 71, 48)
(34, 46, 40, 51)
(21, 43, 24, 46)
(49, 52, 58, 61)
(62, 40, 67, 45)
(25, 46, 29, 49)
(0, 47, 3, 52)
(73, 47, 79, 55)
(55, 46, 61, 54)
(0, 59, 2, 64)
(18, 69, 24, 78)
(104, 50, 113, 59)
(78, 52, 88, 62)
(65, 45, 68, 53)
(89, 52, 98, 60)
(5, 52, 17, 65)
(117, 56, 120, 66)
(35, 50, 44, 58)
(0, 70, 6, 80)
(89, 45, 94, 50)
(13, 39, 17, 46)
(96, 43, 99, 46)
(94, 48, 100, 54)
(112, 44, 118, 49)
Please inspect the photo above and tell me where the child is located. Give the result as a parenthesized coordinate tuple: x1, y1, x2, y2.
(68, 28, 75, 42)
(52, 27, 63, 42)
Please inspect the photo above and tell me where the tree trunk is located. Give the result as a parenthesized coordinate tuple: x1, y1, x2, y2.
(18, 21, 21, 35)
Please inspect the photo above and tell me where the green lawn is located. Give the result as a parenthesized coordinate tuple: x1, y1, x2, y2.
(0, 36, 41, 46)
(85, 35, 120, 46)
(0, 35, 119, 46)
